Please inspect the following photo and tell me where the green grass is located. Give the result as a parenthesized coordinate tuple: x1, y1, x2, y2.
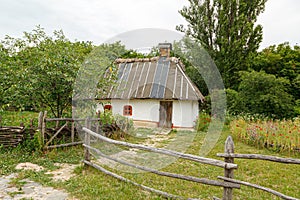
(0, 112, 299, 199)
(0, 111, 39, 127)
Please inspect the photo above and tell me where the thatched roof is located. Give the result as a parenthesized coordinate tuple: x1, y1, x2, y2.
(101, 56, 204, 101)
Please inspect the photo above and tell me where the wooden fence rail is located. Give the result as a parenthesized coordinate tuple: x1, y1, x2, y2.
(82, 128, 237, 170)
(83, 144, 240, 189)
(217, 176, 298, 200)
(83, 160, 197, 200)
(216, 153, 300, 164)
(216, 151, 300, 200)
(82, 127, 300, 200)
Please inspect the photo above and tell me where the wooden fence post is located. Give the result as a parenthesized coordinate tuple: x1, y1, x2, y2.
(41, 111, 47, 147)
(84, 118, 91, 163)
(71, 121, 75, 143)
(223, 136, 235, 200)
(38, 111, 43, 132)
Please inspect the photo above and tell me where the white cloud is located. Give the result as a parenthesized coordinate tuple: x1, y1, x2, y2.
(257, 0, 300, 49)
(0, 0, 186, 45)
(0, 0, 299, 49)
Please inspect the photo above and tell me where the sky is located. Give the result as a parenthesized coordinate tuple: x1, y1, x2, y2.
(0, 0, 299, 50)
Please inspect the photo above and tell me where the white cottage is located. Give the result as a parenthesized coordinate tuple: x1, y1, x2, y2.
(97, 43, 204, 129)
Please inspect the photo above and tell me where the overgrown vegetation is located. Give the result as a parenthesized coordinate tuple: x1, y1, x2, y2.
(0, 111, 39, 127)
(194, 112, 211, 132)
(230, 117, 300, 153)
(97, 110, 134, 139)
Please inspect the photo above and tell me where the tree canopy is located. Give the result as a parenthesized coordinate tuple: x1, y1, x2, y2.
(0, 26, 93, 117)
(177, 0, 267, 88)
(235, 70, 295, 119)
(251, 43, 300, 100)
(0, 27, 148, 118)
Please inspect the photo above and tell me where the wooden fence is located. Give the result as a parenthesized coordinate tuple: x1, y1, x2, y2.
(0, 115, 36, 147)
(82, 127, 300, 200)
(38, 112, 102, 150)
(0, 126, 25, 147)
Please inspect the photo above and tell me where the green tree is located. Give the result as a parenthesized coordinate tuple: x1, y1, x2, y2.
(1, 26, 93, 117)
(177, 0, 267, 88)
(236, 70, 295, 119)
(251, 43, 300, 101)
(73, 41, 129, 102)
(0, 44, 9, 108)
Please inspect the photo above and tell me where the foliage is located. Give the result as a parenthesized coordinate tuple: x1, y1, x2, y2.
(97, 110, 133, 139)
(177, 0, 267, 89)
(172, 38, 209, 96)
(225, 88, 240, 114)
(115, 114, 134, 133)
(0, 26, 93, 117)
(19, 131, 43, 152)
(230, 117, 300, 153)
(252, 43, 300, 81)
(236, 70, 295, 119)
(98, 110, 114, 125)
(194, 112, 211, 132)
(0, 43, 13, 109)
(0, 111, 39, 127)
(72, 42, 148, 120)
(251, 43, 300, 107)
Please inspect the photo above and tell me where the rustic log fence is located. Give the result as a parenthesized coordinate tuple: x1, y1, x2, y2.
(0, 111, 119, 149)
(0, 126, 26, 147)
(82, 127, 300, 200)
(0, 116, 36, 147)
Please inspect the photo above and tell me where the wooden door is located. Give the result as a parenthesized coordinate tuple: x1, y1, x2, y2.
(159, 101, 173, 128)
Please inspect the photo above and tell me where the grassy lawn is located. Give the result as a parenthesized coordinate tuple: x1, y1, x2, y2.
(0, 111, 39, 127)
(0, 112, 299, 199)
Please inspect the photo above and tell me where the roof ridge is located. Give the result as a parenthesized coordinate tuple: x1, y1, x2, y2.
(114, 57, 180, 64)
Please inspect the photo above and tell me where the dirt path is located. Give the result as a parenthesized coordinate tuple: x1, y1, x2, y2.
(0, 163, 78, 200)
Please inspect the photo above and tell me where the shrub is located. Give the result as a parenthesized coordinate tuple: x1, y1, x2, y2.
(98, 111, 133, 139)
(194, 112, 211, 132)
(237, 70, 295, 119)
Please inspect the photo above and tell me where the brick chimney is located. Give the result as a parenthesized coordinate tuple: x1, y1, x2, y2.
(158, 43, 172, 57)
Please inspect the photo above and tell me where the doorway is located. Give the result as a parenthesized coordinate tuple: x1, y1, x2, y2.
(159, 101, 173, 128)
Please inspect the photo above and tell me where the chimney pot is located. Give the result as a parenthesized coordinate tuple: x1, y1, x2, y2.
(158, 43, 172, 57)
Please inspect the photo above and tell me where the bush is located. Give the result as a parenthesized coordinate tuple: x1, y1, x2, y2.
(194, 112, 211, 132)
(18, 131, 43, 152)
(229, 70, 295, 119)
(98, 111, 133, 139)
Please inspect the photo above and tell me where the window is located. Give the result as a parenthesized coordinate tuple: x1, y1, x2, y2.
(104, 104, 112, 111)
(123, 105, 132, 116)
